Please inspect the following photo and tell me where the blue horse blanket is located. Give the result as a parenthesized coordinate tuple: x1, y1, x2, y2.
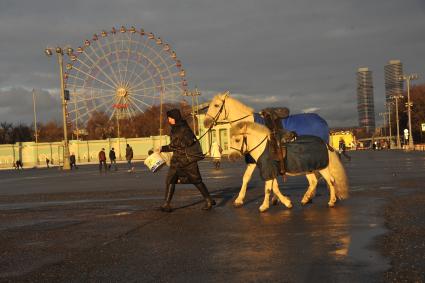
(253, 112, 329, 143)
(245, 112, 330, 164)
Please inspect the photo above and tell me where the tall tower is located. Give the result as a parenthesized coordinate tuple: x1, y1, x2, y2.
(384, 60, 404, 103)
(357, 67, 375, 133)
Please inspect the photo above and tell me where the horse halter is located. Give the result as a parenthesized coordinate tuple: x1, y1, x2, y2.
(205, 96, 228, 126)
(205, 94, 252, 126)
(230, 133, 268, 155)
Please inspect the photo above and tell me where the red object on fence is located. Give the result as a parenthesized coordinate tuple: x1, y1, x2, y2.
(113, 104, 128, 109)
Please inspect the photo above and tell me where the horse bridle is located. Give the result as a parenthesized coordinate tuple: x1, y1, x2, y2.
(205, 95, 251, 126)
(230, 133, 268, 155)
(205, 96, 228, 126)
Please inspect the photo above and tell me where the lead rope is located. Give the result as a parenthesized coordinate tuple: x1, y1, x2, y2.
(230, 134, 268, 156)
(180, 97, 252, 159)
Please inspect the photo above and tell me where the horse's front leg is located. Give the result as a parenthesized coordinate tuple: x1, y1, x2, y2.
(301, 173, 319, 205)
(259, 180, 273, 212)
(271, 179, 292, 208)
(234, 163, 256, 208)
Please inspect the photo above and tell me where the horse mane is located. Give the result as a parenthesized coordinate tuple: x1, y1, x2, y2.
(227, 96, 254, 114)
(230, 121, 270, 137)
(213, 92, 254, 114)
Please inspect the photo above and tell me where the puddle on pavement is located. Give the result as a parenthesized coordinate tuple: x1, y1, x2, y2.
(3, 220, 82, 232)
(344, 197, 390, 274)
(96, 211, 134, 218)
(350, 186, 396, 192)
(348, 225, 390, 273)
(0, 196, 162, 211)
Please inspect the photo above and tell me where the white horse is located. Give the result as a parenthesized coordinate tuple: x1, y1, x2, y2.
(204, 91, 327, 206)
(228, 121, 349, 211)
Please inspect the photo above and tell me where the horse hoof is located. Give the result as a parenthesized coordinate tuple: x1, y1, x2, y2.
(259, 206, 269, 213)
(328, 203, 335, 208)
(301, 199, 313, 206)
(233, 202, 243, 208)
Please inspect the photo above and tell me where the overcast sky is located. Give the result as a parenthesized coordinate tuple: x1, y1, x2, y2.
(0, 0, 424, 127)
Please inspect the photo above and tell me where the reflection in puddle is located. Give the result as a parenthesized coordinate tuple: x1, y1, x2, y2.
(332, 234, 351, 258)
(210, 203, 356, 281)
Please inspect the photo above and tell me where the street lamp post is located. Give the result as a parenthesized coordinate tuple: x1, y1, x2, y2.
(194, 88, 201, 135)
(45, 47, 72, 170)
(379, 112, 388, 138)
(390, 94, 403, 149)
(32, 89, 39, 165)
(399, 74, 419, 150)
(386, 102, 393, 148)
(183, 88, 201, 134)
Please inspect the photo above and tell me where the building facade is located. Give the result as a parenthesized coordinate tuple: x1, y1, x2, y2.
(357, 67, 376, 134)
(384, 59, 404, 103)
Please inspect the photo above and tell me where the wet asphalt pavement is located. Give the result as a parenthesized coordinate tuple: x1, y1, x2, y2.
(0, 150, 424, 282)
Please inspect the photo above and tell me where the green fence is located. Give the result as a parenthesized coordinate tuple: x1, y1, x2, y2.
(0, 136, 170, 169)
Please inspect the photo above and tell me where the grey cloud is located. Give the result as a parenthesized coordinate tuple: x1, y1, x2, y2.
(0, 0, 424, 128)
(0, 87, 62, 124)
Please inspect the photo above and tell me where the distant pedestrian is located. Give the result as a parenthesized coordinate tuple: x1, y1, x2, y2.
(99, 148, 107, 172)
(210, 141, 223, 169)
(109, 148, 118, 171)
(46, 158, 50, 168)
(338, 139, 351, 161)
(70, 153, 78, 169)
(15, 160, 23, 170)
(126, 144, 134, 172)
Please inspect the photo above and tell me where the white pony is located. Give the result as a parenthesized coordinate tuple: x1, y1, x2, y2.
(204, 91, 341, 207)
(228, 121, 349, 211)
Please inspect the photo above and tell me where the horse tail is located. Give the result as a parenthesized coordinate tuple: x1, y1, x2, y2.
(327, 149, 349, 200)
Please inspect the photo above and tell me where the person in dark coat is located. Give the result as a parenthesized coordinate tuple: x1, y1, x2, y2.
(109, 148, 118, 171)
(126, 144, 134, 172)
(70, 153, 78, 169)
(338, 139, 351, 161)
(160, 108, 216, 212)
(99, 148, 107, 172)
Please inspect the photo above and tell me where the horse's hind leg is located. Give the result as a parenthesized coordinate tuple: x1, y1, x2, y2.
(319, 169, 337, 207)
(271, 179, 292, 209)
(301, 173, 319, 205)
(234, 163, 256, 208)
(259, 180, 273, 212)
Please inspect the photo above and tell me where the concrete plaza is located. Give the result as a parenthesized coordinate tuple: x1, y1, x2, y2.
(1, 150, 424, 282)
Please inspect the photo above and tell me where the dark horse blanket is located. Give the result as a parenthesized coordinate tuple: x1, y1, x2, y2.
(256, 136, 329, 180)
(285, 135, 329, 174)
(246, 113, 330, 164)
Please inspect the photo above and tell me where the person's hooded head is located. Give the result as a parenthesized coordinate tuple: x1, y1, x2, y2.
(166, 108, 183, 125)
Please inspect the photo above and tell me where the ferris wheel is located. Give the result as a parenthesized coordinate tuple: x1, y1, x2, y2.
(64, 26, 188, 125)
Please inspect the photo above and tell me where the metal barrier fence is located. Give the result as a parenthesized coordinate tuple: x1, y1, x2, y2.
(0, 136, 169, 169)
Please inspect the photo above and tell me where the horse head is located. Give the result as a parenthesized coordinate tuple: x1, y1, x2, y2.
(228, 122, 270, 162)
(228, 122, 248, 161)
(203, 91, 230, 128)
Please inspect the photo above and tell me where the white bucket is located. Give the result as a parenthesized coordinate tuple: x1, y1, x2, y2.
(144, 152, 166, 172)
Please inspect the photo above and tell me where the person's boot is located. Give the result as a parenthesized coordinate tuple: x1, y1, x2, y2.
(160, 184, 175, 212)
(195, 182, 216, 210)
